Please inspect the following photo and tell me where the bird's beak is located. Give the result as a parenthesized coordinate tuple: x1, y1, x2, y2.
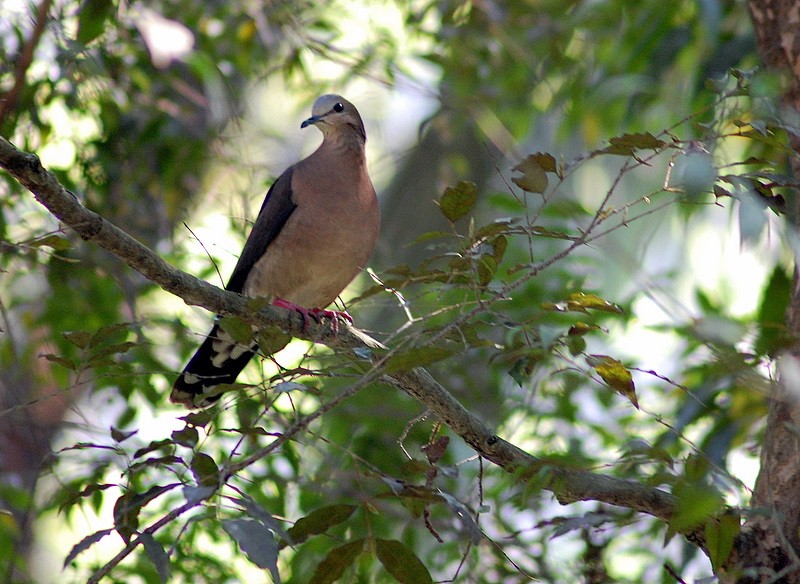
(301, 115, 322, 129)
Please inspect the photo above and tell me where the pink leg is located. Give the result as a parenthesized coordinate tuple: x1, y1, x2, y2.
(272, 298, 351, 333)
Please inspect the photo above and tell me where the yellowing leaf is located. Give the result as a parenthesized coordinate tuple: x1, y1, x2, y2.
(542, 293, 624, 315)
(587, 355, 638, 408)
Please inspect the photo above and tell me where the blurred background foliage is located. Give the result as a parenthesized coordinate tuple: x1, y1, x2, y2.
(0, 0, 792, 582)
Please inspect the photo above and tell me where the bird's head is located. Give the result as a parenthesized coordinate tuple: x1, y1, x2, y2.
(301, 94, 366, 143)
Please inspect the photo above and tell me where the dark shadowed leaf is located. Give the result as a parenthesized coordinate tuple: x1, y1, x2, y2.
(110, 426, 137, 443)
(375, 538, 433, 584)
(190, 452, 219, 487)
(603, 132, 666, 155)
(63, 330, 92, 349)
(287, 504, 357, 545)
(42, 353, 77, 371)
(420, 436, 449, 464)
(77, 0, 114, 45)
(180, 409, 215, 427)
(113, 493, 140, 543)
(309, 539, 365, 584)
(141, 533, 170, 583)
(63, 528, 113, 567)
(171, 426, 199, 448)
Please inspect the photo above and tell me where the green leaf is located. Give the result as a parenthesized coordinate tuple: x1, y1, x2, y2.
(603, 132, 666, 155)
(42, 353, 77, 371)
(29, 234, 71, 251)
(670, 482, 725, 531)
(233, 494, 291, 544)
(439, 181, 477, 222)
(738, 191, 767, 246)
(218, 316, 253, 344)
(110, 426, 137, 443)
(77, 0, 115, 45)
(384, 347, 454, 374)
(183, 486, 215, 504)
(222, 519, 281, 582)
(754, 267, 791, 356)
(141, 533, 170, 583)
(474, 219, 517, 240)
(568, 322, 603, 336)
(374, 538, 433, 584)
(113, 493, 140, 544)
(88, 341, 137, 363)
(63, 330, 93, 349)
(512, 152, 556, 193)
(63, 528, 113, 567)
(257, 325, 292, 356)
(190, 453, 219, 487)
(705, 513, 740, 572)
(180, 410, 215, 428)
(531, 226, 572, 239)
(287, 504, 356, 545)
(565, 335, 586, 356)
(673, 150, 716, 197)
(476, 255, 496, 285)
(587, 355, 638, 408)
(309, 539, 365, 584)
(171, 426, 198, 448)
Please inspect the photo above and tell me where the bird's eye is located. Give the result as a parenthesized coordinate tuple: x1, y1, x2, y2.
(333, 102, 344, 113)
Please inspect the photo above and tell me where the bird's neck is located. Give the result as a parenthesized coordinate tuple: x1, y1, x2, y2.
(322, 132, 366, 162)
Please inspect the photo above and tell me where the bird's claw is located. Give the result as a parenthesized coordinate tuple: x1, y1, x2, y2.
(273, 299, 352, 334)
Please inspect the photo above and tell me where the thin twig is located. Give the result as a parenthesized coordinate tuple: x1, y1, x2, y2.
(0, 0, 53, 123)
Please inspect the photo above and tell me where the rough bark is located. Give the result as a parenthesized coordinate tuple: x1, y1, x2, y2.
(730, 1, 800, 582)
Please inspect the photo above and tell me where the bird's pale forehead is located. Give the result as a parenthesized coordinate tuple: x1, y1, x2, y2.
(312, 94, 347, 116)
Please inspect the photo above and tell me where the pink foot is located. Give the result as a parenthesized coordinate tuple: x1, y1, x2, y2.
(272, 298, 352, 333)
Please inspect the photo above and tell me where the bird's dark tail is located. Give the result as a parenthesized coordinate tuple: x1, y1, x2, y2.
(171, 322, 257, 408)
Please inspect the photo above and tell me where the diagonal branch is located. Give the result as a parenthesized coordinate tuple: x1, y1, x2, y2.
(0, 135, 686, 535)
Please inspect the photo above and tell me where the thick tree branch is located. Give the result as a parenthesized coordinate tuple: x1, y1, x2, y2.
(0, 135, 683, 530)
(739, 1, 800, 581)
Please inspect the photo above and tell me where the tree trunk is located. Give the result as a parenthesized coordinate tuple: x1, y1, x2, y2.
(729, 1, 800, 581)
